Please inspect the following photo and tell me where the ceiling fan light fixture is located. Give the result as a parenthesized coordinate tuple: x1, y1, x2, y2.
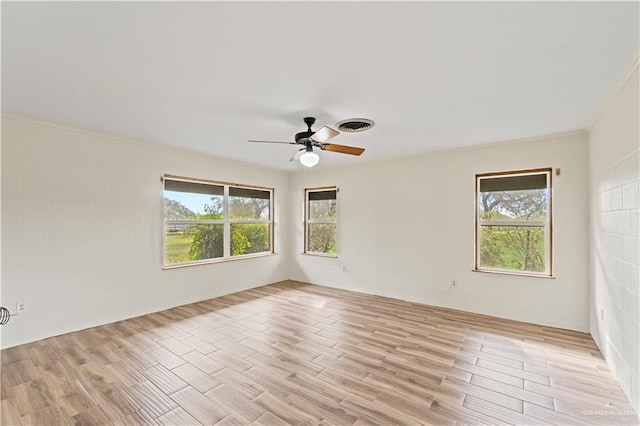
(300, 150, 320, 168)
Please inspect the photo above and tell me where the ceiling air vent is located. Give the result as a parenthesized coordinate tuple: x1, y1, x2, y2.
(336, 118, 375, 133)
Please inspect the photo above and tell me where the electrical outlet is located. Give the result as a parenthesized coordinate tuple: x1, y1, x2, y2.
(452, 280, 457, 287)
(600, 309, 604, 321)
(17, 303, 25, 314)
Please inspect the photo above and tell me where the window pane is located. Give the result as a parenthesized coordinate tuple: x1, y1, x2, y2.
(308, 224, 337, 254)
(309, 198, 336, 221)
(230, 223, 270, 256)
(165, 229, 194, 264)
(163, 177, 274, 266)
(480, 225, 546, 273)
(165, 224, 223, 265)
(164, 191, 223, 219)
(229, 188, 270, 221)
(478, 189, 548, 222)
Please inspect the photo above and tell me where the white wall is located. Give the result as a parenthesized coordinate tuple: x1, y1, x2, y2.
(1, 116, 290, 348)
(289, 131, 590, 332)
(589, 63, 639, 413)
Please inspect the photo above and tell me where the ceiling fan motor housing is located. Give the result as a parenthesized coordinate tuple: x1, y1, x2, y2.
(295, 130, 315, 143)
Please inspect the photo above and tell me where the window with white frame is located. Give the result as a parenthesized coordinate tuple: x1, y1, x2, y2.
(475, 168, 552, 276)
(163, 175, 273, 267)
(305, 187, 337, 256)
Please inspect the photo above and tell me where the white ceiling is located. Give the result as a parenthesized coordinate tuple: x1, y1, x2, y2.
(2, 2, 639, 171)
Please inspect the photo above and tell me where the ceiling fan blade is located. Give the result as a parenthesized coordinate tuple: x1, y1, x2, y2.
(310, 126, 339, 143)
(289, 148, 305, 162)
(248, 140, 296, 145)
(321, 143, 365, 156)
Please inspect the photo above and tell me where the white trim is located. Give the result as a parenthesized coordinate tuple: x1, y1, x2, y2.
(223, 185, 230, 258)
(162, 252, 277, 270)
(472, 268, 555, 279)
(1, 114, 284, 172)
(166, 220, 224, 225)
(479, 221, 547, 227)
(587, 53, 640, 131)
(292, 129, 588, 174)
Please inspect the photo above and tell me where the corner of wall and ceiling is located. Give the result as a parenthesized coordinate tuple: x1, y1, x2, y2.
(586, 52, 640, 133)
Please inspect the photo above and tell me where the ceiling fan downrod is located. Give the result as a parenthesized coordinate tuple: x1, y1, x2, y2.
(296, 117, 317, 143)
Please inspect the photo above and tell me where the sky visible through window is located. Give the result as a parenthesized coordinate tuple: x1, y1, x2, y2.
(165, 190, 211, 215)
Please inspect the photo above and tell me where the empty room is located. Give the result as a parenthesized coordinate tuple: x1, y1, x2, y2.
(1, 1, 639, 425)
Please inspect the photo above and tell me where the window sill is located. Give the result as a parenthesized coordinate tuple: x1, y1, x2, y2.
(472, 269, 555, 279)
(163, 252, 277, 270)
(302, 252, 338, 258)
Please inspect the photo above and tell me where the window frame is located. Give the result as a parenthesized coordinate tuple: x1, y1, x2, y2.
(304, 186, 338, 257)
(474, 168, 553, 278)
(162, 174, 274, 269)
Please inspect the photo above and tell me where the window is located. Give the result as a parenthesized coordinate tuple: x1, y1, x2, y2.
(475, 168, 552, 276)
(305, 187, 337, 256)
(163, 175, 273, 267)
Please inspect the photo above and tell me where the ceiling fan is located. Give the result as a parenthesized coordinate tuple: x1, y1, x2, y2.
(248, 117, 365, 167)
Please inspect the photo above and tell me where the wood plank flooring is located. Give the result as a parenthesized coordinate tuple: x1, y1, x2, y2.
(1, 280, 638, 425)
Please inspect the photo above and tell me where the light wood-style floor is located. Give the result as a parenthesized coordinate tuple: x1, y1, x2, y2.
(1, 281, 637, 425)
